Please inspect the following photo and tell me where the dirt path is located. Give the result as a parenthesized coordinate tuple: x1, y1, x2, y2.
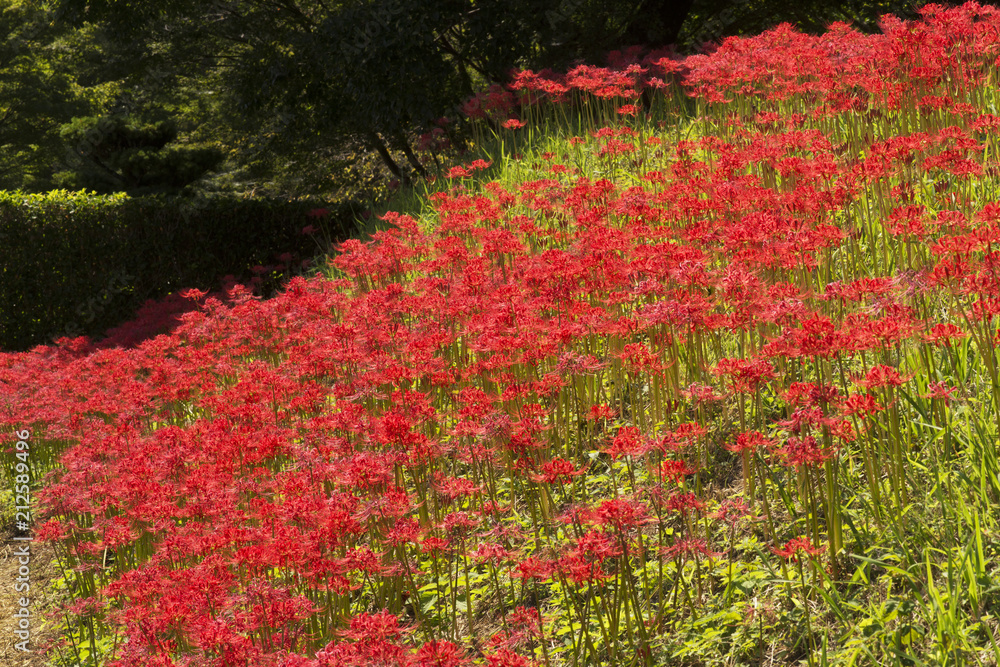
(0, 525, 62, 667)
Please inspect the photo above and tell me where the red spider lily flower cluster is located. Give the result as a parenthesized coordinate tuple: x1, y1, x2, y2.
(6, 3, 1000, 665)
(772, 537, 826, 562)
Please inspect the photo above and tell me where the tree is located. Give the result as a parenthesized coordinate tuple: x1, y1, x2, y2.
(49, 0, 930, 198)
(678, 0, 923, 52)
(0, 0, 91, 191)
(50, 0, 647, 187)
(54, 114, 224, 195)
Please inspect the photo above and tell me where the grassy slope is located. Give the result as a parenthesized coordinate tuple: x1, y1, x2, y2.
(7, 5, 1000, 666)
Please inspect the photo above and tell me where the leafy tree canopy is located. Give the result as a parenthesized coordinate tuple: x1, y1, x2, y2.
(0, 0, 92, 191)
(40, 0, 930, 199)
(54, 114, 224, 195)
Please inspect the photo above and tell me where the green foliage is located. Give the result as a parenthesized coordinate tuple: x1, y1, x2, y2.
(48, 0, 697, 197)
(43, 0, 937, 199)
(0, 190, 359, 351)
(0, 0, 91, 191)
(678, 0, 924, 51)
(53, 115, 224, 195)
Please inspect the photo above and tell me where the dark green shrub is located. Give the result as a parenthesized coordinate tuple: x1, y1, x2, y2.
(0, 190, 359, 350)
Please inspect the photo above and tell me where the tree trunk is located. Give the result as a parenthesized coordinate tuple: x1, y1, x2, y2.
(368, 131, 403, 180)
(396, 134, 429, 178)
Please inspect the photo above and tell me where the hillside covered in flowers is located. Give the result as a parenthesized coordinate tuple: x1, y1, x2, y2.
(5, 3, 1000, 665)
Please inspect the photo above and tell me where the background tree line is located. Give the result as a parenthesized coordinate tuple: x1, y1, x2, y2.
(3, 0, 931, 204)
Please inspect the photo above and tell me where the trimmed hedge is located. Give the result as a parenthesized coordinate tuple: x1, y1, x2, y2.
(0, 190, 359, 351)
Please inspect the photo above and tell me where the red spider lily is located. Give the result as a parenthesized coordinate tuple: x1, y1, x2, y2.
(855, 364, 913, 389)
(592, 497, 651, 531)
(514, 556, 554, 583)
(725, 431, 774, 454)
(532, 457, 587, 484)
(478, 501, 513, 519)
(338, 610, 409, 643)
(840, 392, 886, 417)
(441, 511, 480, 537)
(508, 606, 544, 640)
(413, 640, 471, 667)
(886, 205, 929, 238)
(433, 474, 482, 501)
(711, 498, 753, 527)
(659, 458, 697, 484)
(661, 491, 705, 517)
(484, 647, 537, 667)
(603, 425, 648, 460)
(467, 159, 493, 172)
(419, 536, 451, 555)
(472, 542, 516, 567)
(570, 529, 622, 563)
(775, 435, 836, 468)
(61, 596, 107, 619)
(712, 356, 776, 392)
(824, 277, 895, 304)
(385, 518, 421, 546)
(618, 342, 668, 375)
(588, 403, 617, 421)
(12, 6, 1000, 663)
(772, 536, 825, 562)
(682, 383, 724, 404)
(782, 314, 844, 359)
(924, 322, 967, 346)
(556, 553, 612, 585)
(784, 382, 840, 408)
(460, 84, 516, 121)
(923, 382, 958, 401)
(316, 637, 408, 667)
(179, 287, 209, 300)
(660, 538, 721, 560)
(598, 138, 637, 158)
(665, 422, 707, 449)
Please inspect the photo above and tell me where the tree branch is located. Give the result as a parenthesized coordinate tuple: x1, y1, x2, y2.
(436, 31, 500, 85)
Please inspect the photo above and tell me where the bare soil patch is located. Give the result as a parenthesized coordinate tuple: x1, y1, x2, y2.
(0, 525, 62, 667)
